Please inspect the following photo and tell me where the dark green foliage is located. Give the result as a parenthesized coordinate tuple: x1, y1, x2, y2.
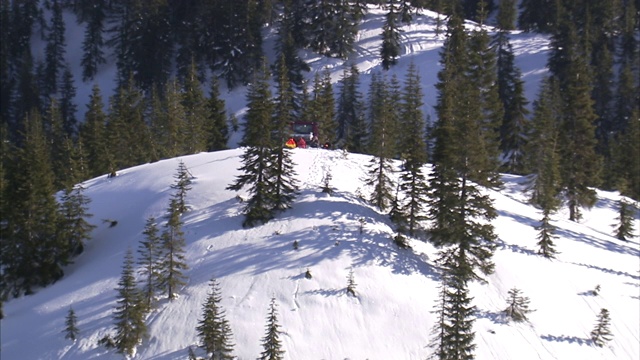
(259, 298, 285, 360)
(494, 31, 529, 174)
(137, 217, 163, 310)
(181, 62, 210, 155)
(2, 111, 62, 297)
(535, 210, 559, 258)
(395, 62, 428, 237)
(380, 0, 402, 70)
(346, 267, 357, 297)
(159, 175, 190, 300)
(171, 161, 192, 215)
(79, 85, 111, 178)
(503, 288, 533, 322)
(305, 268, 313, 279)
(365, 73, 398, 212)
(43, 0, 66, 96)
(64, 306, 80, 341)
(321, 170, 335, 195)
(590, 308, 613, 347)
(335, 65, 366, 152)
(58, 65, 77, 138)
(227, 63, 277, 228)
(58, 183, 95, 260)
(496, 0, 516, 30)
(308, 71, 336, 145)
(113, 248, 147, 356)
(196, 278, 235, 359)
(518, 0, 559, 33)
(306, 0, 360, 59)
(613, 199, 636, 242)
(273, 1, 310, 91)
(429, 261, 477, 360)
(79, 0, 106, 82)
(206, 77, 229, 151)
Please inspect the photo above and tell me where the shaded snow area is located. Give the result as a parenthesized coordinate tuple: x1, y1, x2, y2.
(2, 148, 639, 360)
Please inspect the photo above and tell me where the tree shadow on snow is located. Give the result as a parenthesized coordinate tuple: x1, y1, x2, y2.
(555, 227, 640, 257)
(496, 239, 539, 256)
(570, 262, 640, 281)
(541, 334, 589, 346)
(475, 309, 509, 325)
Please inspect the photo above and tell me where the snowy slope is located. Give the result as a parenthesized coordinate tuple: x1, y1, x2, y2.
(2, 148, 639, 360)
(5, 5, 638, 360)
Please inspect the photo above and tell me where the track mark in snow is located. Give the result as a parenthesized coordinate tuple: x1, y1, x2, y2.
(292, 279, 301, 311)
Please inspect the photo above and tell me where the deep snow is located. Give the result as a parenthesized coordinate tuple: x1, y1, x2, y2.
(2, 148, 639, 359)
(3, 5, 639, 360)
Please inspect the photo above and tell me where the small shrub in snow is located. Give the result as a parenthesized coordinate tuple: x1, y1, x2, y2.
(590, 308, 613, 347)
(503, 288, 533, 322)
(393, 233, 411, 249)
(358, 217, 366, 234)
(293, 240, 299, 250)
(305, 268, 312, 279)
(63, 306, 79, 341)
(591, 284, 601, 296)
(321, 172, 334, 195)
(346, 268, 357, 297)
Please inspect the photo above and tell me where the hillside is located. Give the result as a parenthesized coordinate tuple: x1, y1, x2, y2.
(2, 148, 639, 359)
(2, 5, 639, 360)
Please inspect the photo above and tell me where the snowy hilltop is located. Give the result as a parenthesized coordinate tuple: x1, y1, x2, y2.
(2, 148, 639, 359)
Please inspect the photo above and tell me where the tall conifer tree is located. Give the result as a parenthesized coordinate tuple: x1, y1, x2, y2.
(196, 278, 235, 359)
(113, 248, 147, 356)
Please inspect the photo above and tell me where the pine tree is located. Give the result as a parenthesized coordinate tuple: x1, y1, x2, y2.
(137, 216, 163, 310)
(273, 0, 310, 92)
(496, 0, 516, 30)
(159, 193, 189, 300)
(613, 199, 636, 242)
(2, 111, 61, 296)
(181, 61, 209, 154)
(395, 62, 428, 237)
(335, 65, 366, 152)
(58, 183, 95, 260)
(227, 62, 276, 228)
(43, 0, 66, 96)
(80, 0, 106, 82)
(79, 84, 111, 178)
(365, 74, 397, 212)
(206, 76, 229, 151)
(503, 288, 533, 322)
(259, 297, 285, 360)
(64, 306, 80, 341)
(380, 0, 402, 70)
(428, 12, 498, 281)
(429, 261, 477, 360)
(58, 65, 77, 138)
(346, 267, 357, 297)
(270, 57, 300, 212)
(590, 308, 613, 347)
(196, 278, 235, 359)
(113, 248, 147, 356)
(171, 160, 192, 215)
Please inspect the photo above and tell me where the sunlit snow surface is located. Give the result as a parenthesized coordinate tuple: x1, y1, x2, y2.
(3, 6, 638, 360)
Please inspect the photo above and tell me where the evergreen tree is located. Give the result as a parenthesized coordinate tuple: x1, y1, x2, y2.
(159, 171, 190, 300)
(64, 306, 80, 341)
(590, 308, 613, 347)
(496, 0, 516, 30)
(196, 278, 235, 359)
(43, 0, 66, 96)
(307, 0, 359, 58)
(365, 73, 397, 212)
(170, 160, 193, 215)
(137, 216, 163, 310)
(259, 297, 285, 360)
(58, 183, 95, 260)
(503, 288, 533, 322)
(79, 0, 106, 82)
(58, 64, 77, 138)
(346, 267, 357, 297)
(2, 111, 61, 296)
(518, 0, 558, 33)
(494, 31, 529, 174)
(113, 248, 147, 356)
(227, 62, 276, 228)
(335, 64, 366, 152)
(428, 12, 498, 281)
(429, 262, 476, 360)
(396, 62, 428, 237)
(270, 57, 300, 212)
(273, 0, 310, 92)
(307, 71, 336, 146)
(613, 199, 636, 242)
(181, 62, 209, 155)
(526, 78, 563, 258)
(79, 84, 111, 178)
(380, 0, 402, 70)
(206, 76, 229, 151)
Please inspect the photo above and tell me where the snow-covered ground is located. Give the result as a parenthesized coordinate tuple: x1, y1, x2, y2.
(2, 148, 639, 360)
(4, 5, 638, 360)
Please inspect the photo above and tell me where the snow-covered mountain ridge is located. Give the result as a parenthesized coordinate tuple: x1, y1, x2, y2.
(2, 148, 639, 359)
